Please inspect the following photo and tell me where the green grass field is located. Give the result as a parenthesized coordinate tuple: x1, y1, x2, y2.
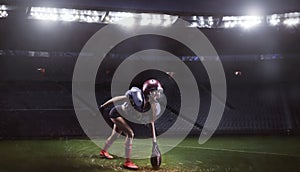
(1, 136, 300, 172)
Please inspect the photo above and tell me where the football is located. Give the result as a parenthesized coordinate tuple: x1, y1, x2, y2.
(151, 142, 162, 170)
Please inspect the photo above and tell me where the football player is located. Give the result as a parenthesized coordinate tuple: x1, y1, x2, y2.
(99, 79, 163, 170)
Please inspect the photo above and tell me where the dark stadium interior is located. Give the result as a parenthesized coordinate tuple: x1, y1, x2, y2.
(1, 0, 300, 139)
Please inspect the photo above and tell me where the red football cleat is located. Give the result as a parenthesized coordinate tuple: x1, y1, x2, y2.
(99, 150, 113, 159)
(123, 160, 139, 170)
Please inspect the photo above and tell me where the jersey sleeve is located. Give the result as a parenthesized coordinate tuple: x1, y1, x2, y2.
(125, 87, 145, 112)
(125, 90, 131, 99)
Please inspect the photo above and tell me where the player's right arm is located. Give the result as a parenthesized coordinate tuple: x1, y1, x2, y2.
(100, 95, 127, 108)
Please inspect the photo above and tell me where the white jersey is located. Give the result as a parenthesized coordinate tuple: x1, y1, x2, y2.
(123, 87, 162, 124)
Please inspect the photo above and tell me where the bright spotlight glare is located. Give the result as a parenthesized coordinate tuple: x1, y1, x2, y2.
(140, 13, 151, 25)
(0, 10, 8, 18)
(29, 7, 178, 26)
(208, 16, 214, 26)
(162, 18, 172, 27)
(240, 16, 262, 28)
(198, 17, 205, 27)
(107, 12, 134, 23)
(140, 18, 150, 25)
(29, 7, 105, 23)
(151, 15, 162, 25)
(107, 12, 177, 27)
(242, 21, 261, 28)
(0, 5, 8, 10)
(283, 18, 300, 26)
(188, 21, 198, 27)
(105, 12, 136, 23)
(269, 18, 280, 26)
(285, 12, 300, 18)
(268, 14, 280, 26)
(222, 15, 262, 28)
(118, 17, 135, 27)
(61, 14, 76, 21)
(224, 21, 237, 28)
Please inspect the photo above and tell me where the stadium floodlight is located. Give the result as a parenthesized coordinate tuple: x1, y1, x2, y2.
(29, 7, 106, 23)
(285, 12, 300, 18)
(186, 16, 215, 28)
(140, 13, 151, 26)
(223, 16, 239, 28)
(224, 21, 237, 28)
(151, 14, 162, 25)
(283, 18, 300, 26)
(188, 21, 198, 27)
(117, 17, 135, 27)
(162, 14, 174, 27)
(208, 16, 214, 27)
(104, 12, 134, 23)
(105, 11, 177, 27)
(198, 16, 206, 27)
(137, 13, 173, 26)
(0, 5, 8, 18)
(240, 16, 262, 28)
(0, 5, 7, 10)
(266, 12, 300, 27)
(233, 16, 260, 28)
(222, 15, 262, 29)
(283, 12, 300, 26)
(267, 14, 280, 26)
(0, 10, 8, 18)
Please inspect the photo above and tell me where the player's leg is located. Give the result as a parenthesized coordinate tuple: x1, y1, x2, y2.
(103, 124, 121, 151)
(100, 106, 122, 159)
(100, 124, 121, 159)
(111, 117, 138, 170)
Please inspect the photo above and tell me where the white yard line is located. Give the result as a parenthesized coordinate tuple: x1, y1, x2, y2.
(74, 140, 300, 157)
(161, 144, 300, 157)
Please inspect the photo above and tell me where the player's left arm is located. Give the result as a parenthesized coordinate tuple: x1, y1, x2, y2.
(100, 95, 127, 108)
